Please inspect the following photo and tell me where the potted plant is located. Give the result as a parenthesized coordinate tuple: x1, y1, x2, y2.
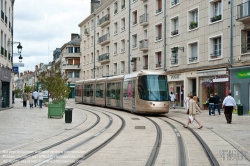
(38, 67, 70, 118)
(189, 21, 197, 29)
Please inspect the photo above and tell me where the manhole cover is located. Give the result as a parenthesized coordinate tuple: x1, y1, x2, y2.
(135, 126, 145, 129)
(131, 118, 140, 120)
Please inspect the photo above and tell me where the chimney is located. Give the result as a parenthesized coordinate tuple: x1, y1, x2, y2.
(35, 65, 38, 71)
(71, 33, 79, 40)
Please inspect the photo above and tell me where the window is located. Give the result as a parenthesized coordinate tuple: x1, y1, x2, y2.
(155, 51, 162, 68)
(121, 0, 125, 9)
(114, 63, 117, 75)
(156, 0, 162, 14)
(114, 42, 118, 55)
(188, 42, 198, 62)
(171, 47, 178, 65)
(155, 24, 162, 41)
(121, 39, 125, 53)
(114, 22, 118, 35)
(114, 1, 118, 14)
(132, 10, 137, 25)
(132, 34, 137, 48)
(171, 17, 179, 36)
(209, 36, 222, 59)
(74, 47, 80, 53)
(121, 61, 125, 74)
(210, 0, 222, 23)
(171, 0, 179, 7)
(96, 84, 104, 98)
(143, 55, 148, 69)
(121, 18, 125, 31)
(188, 8, 198, 30)
(242, 30, 250, 53)
(68, 47, 73, 53)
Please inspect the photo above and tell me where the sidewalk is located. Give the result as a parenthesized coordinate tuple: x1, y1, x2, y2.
(167, 107, 250, 160)
(0, 98, 86, 151)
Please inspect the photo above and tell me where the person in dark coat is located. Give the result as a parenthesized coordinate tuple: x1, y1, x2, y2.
(208, 93, 215, 116)
(214, 93, 221, 115)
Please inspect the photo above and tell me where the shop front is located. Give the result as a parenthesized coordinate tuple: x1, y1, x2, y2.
(230, 67, 250, 115)
(197, 68, 229, 109)
(168, 73, 184, 107)
(0, 67, 11, 108)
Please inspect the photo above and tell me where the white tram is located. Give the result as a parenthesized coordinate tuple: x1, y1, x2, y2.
(75, 70, 170, 114)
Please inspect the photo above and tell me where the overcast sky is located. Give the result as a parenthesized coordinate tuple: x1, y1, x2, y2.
(13, 0, 90, 72)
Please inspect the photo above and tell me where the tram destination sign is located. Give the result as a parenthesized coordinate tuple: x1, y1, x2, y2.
(237, 70, 250, 79)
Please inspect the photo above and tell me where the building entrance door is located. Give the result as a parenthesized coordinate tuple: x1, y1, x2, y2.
(175, 85, 183, 107)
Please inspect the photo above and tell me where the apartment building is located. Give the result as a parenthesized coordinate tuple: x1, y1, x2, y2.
(59, 34, 81, 98)
(0, 0, 14, 109)
(79, 0, 250, 113)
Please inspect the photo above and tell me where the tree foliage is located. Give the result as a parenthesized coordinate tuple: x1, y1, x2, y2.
(37, 67, 70, 104)
(24, 85, 33, 93)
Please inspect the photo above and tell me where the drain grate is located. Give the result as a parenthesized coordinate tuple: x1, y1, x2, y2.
(135, 126, 145, 129)
(131, 118, 140, 120)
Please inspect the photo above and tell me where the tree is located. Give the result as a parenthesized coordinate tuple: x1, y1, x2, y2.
(37, 67, 70, 104)
(24, 85, 33, 93)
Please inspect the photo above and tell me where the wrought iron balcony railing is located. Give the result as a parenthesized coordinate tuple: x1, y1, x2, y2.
(237, 1, 250, 20)
(139, 39, 148, 50)
(98, 33, 110, 44)
(139, 13, 148, 25)
(189, 57, 198, 62)
(98, 14, 110, 26)
(98, 53, 110, 62)
(171, 30, 179, 36)
(171, 0, 179, 6)
(156, 8, 162, 14)
(143, 65, 148, 69)
(156, 36, 162, 41)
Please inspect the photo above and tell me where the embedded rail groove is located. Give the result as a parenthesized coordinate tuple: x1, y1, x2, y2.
(144, 117, 162, 166)
(160, 118, 187, 166)
(166, 117, 220, 166)
(1, 108, 100, 166)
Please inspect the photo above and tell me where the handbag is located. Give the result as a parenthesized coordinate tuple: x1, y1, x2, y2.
(189, 115, 194, 124)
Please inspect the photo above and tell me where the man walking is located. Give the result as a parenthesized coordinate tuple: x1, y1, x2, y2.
(214, 93, 221, 115)
(33, 89, 39, 107)
(222, 93, 236, 124)
(22, 91, 28, 107)
(208, 93, 215, 116)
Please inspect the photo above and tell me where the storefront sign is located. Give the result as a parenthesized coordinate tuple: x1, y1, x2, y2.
(168, 74, 183, 81)
(171, 75, 179, 79)
(237, 70, 250, 79)
(197, 68, 227, 77)
(1, 67, 11, 82)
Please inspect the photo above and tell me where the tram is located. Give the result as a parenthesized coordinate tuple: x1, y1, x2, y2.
(75, 70, 170, 114)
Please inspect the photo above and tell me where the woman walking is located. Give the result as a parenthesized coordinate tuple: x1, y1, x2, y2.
(28, 91, 34, 108)
(22, 91, 28, 107)
(184, 94, 203, 129)
(38, 90, 44, 108)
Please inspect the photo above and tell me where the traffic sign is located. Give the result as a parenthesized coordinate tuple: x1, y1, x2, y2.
(13, 67, 19, 73)
(13, 63, 24, 67)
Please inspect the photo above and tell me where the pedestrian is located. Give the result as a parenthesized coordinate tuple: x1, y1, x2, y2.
(33, 89, 39, 107)
(222, 93, 236, 124)
(193, 93, 200, 107)
(29, 91, 34, 108)
(38, 90, 44, 108)
(214, 92, 221, 115)
(208, 93, 215, 116)
(183, 94, 203, 129)
(22, 90, 28, 107)
(170, 92, 175, 109)
(184, 94, 190, 113)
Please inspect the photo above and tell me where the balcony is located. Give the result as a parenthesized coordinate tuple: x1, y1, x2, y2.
(62, 64, 81, 70)
(171, 30, 178, 36)
(139, 13, 148, 26)
(98, 53, 110, 63)
(98, 33, 110, 45)
(189, 57, 198, 62)
(237, 1, 250, 22)
(143, 65, 148, 69)
(171, 0, 179, 6)
(63, 52, 80, 58)
(210, 15, 221, 23)
(156, 8, 162, 14)
(139, 39, 148, 51)
(84, 28, 89, 36)
(210, 51, 221, 59)
(98, 14, 110, 27)
(1, 10, 4, 20)
(155, 62, 162, 68)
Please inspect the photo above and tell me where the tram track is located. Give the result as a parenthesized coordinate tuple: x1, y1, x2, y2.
(1, 108, 101, 166)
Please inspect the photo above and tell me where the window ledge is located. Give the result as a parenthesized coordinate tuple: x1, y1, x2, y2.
(155, 39, 163, 43)
(188, 61, 199, 65)
(155, 11, 163, 16)
(132, 47, 138, 50)
(170, 34, 179, 38)
(132, 24, 138, 27)
(209, 57, 223, 61)
(114, 13, 118, 16)
(188, 27, 199, 32)
(170, 3, 180, 9)
(121, 29, 126, 33)
(114, 33, 118, 36)
(209, 19, 223, 25)
(120, 51, 125, 54)
(121, 7, 126, 11)
(241, 52, 250, 56)
(170, 65, 179, 67)
(154, 67, 163, 70)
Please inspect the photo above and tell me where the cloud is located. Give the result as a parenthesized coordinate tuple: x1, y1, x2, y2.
(13, 0, 90, 72)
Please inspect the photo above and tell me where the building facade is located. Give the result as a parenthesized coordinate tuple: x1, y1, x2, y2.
(79, 0, 250, 113)
(0, 0, 14, 109)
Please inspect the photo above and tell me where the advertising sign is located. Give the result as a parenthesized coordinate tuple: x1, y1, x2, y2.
(37, 82, 48, 98)
(237, 70, 250, 79)
(13, 67, 19, 73)
(13, 63, 25, 67)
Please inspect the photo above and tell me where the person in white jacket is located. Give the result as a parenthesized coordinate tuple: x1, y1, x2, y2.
(38, 90, 44, 108)
(222, 93, 236, 124)
(170, 92, 175, 109)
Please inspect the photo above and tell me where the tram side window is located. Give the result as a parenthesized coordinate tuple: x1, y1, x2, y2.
(83, 85, 87, 97)
(116, 82, 120, 99)
(89, 84, 93, 96)
(107, 83, 111, 97)
(75, 85, 82, 96)
(96, 84, 104, 98)
(123, 81, 128, 98)
(86, 85, 90, 97)
(111, 83, 115, 99)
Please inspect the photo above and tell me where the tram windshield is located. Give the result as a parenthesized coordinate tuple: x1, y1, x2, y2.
(138, 75, 169, 101)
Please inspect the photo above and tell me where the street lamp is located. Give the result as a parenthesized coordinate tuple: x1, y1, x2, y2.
(17, 43, 22, 54)
(18, 54, 23, 62)
(8, 41, 23, 63)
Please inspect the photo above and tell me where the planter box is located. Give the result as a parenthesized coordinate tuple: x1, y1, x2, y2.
(48, 103, 63, 118)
